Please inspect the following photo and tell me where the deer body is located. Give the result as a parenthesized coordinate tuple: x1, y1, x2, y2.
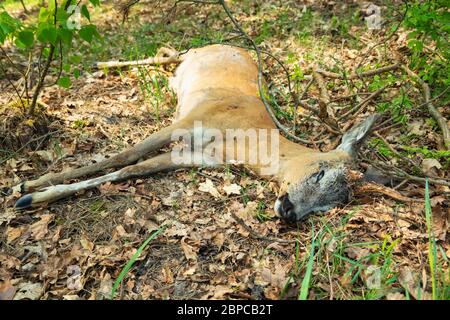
(14, 45, 377, 221)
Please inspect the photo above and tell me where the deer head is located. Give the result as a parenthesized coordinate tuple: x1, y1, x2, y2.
(275, 114, 379, 222)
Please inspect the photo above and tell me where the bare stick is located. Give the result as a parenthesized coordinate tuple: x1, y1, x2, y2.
(312, 70, 340, 132)
(373, 131, 422, 173)
(339, 85, 386, 120)
(368, 160, 450, 187)
(94, 54, 181, 69)
(316, 63, 400, 80)
(402, 65, 450, 150)
(355, 182, 423, 203)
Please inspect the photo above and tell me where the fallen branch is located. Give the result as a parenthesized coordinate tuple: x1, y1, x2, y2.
(312, 70, 340, 132)
(93, 54, 181, 69)
(339, 85, 387, 120)
(367, 160, 450, 187)
(355, 182, 423, 203)
(316, 63, 400, 80)
(373, 131, 421, 172)
(402, 65, 450, 150)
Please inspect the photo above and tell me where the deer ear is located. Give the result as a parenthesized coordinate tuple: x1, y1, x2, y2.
(337, 114, 380, 158)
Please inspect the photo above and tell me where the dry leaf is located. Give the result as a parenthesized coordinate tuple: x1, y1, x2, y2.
(180, 237, 197, 261)
(6, 226, 26, 243)
(223, 183, 242, 195)
(198, 179, 221, 198)
(422, 158, 442, 175)
(213, 233, 225, 249)
(13, 282, 43, 300)
(30, 214, 54, 240)
(386, 292, 405, 300)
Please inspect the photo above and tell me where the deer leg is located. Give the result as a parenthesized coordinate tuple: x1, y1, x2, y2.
(14, 120, 191, 194)
(15, 151, 214, 209)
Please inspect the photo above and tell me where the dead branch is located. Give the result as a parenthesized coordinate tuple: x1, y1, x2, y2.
(94, 54, 181, 69)
(312, 70, 340, 133)
(316, 63, 400, 80)
(368, 160, 450, 187)
(355, 182, 423, 203)
(339, 85, 386, 120)
(402, 65, 450, 150)
(373, 131, 421, 172)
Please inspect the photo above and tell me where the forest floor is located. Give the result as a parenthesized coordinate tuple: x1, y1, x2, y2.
(0, 0, 448, 300)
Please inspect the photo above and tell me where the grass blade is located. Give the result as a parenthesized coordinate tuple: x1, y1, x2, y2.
(110, 227, 164, 299)
(424, 179, 437, 300)
(298, 223, 316, 300)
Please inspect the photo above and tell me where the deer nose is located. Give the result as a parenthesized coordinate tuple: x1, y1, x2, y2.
(275, 193, 296, 221)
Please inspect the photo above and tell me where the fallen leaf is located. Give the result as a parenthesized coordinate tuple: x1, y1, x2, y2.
(223, 183, 242, 195)
(13, 282, 43, 300)
(30, 214, 54, 240)
(6, 226, 26, 243)
(422, 158, 442, 175)
(180, 237, 197, 261)
(386, 292, 405, 300)
(345, 246, 370, 261)
(213, 233, 225, 249)
(198, 179, 221, 198)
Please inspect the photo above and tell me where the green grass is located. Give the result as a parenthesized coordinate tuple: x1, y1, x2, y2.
(110, 227, 164, 299)
(298, 221, 316, 300)
(424, 179, 437, 300)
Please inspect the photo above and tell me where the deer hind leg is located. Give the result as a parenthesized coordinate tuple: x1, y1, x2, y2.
(15, 151, 198, 209)
(13, 120, 191, 194)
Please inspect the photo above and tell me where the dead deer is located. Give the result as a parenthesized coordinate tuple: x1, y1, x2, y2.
(14, 45, 378, 221)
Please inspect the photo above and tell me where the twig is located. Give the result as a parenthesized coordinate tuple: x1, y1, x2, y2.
(0, 130, 60, 165)
(0, 63, 26, 109)
(355, 182, 423, 203)
(402, 65, 450, 150)
(339, 85, 386, 120)
(373, 131, 421, 173)
(316, 63, 400, 80)
(368, 160, 450, 187)
(93, 54, 181, 69)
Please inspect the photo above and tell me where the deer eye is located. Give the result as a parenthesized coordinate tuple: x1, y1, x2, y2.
(315, 170, 325, 183)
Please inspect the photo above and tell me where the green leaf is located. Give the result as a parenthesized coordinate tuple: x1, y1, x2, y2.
(38, 7, 50, 23)
(0, 11, 21, 34)
(38, 26, 57, 45)
(81, 5, 90, 21)
(298, 223, 316, 300)
(63, 63, 71, 73)
(18, 30, 34, 48)
(408, 39, 424, 52)
(89, 0, 100, 7)
(57, 76, 71, 88)
(69, 55, 81, 64)
(73, 68, 81, 79)
(78, 24, 98, 43)
(58, 28, 73, 45)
